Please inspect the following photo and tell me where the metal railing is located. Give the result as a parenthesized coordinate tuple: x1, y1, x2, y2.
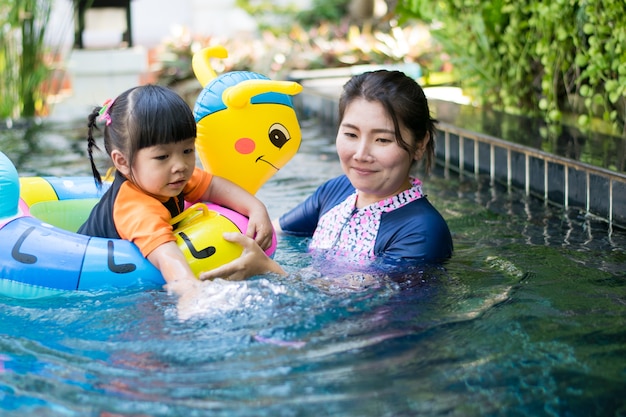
(437, 123, 626, 228)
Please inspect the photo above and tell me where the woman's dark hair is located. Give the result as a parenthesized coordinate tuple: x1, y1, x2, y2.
(338, 70, 437, 173)
(86, 84, 197, 185)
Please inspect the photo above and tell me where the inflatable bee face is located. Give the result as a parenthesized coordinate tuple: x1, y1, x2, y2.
(192, 47, 302, 194)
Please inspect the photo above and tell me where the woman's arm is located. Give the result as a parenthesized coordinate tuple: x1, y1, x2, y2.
(275, 175, 351, 237)
(200, 176, 274, 250)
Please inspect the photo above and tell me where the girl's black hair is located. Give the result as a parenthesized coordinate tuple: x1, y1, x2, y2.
(86, 84, 197, 186)
(338, 70, 437, 173)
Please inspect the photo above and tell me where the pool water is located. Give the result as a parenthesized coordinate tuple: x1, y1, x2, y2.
(1, 119, 625, 416)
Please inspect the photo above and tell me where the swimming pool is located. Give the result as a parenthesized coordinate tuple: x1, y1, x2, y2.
(1, 119, 625, 416)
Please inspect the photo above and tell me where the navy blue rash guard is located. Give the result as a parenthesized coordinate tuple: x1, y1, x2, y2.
(278, 175, 453, 267)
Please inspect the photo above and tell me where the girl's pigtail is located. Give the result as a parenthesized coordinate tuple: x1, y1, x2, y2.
(87, 107, 103, 187)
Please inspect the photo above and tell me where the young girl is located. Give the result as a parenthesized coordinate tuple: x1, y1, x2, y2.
(78, 85, 282, 298)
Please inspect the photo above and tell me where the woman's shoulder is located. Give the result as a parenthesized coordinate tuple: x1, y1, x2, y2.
(377, 197, 453, 262)
(383, 196, 449, 231)
(313, 175, 355, 207)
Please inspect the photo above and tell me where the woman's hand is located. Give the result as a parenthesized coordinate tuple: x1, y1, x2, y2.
(199, 232, 286, 281)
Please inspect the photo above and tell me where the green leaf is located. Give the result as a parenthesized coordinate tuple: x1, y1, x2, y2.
(579, 85, 591, 97)
(593, 93, 605, 106)
(605, 80, 618, 92)
(583, 23, 595, 35)
(608, 90, 622, 104)
(548, 109, 562, 122)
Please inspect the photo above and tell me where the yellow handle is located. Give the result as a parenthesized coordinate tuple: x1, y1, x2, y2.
(169, 203, 212, 227)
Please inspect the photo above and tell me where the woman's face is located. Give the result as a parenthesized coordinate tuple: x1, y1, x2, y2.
(336, 98, 418, 207)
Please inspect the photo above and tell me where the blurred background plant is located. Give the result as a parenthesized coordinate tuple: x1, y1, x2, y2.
(156, 0, 452, 102)
(0, 0, 58, 122)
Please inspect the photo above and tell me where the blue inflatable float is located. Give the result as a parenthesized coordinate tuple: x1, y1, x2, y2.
(0, 154, 279, 299)
(0, 157, 165, 298)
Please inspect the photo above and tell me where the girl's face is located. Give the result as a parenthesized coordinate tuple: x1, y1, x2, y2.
(126, 138, 196, 200)
(336, 98, 419, 207)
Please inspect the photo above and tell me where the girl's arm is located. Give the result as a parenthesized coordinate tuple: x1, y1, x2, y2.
(200, 176, 274, 250)
(147, 241, 207, 319)
(147, 241, 200, 293)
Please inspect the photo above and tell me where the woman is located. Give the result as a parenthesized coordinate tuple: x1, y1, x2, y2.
(201, 70, 453, 280)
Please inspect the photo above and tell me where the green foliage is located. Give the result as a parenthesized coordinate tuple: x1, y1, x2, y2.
(160, 2, 443, 88)
(296, 0, 351, 28)
(0, 0, 52, 119)
(234, 0, 299, 34)
(397, 0, 626, 138)
(235, 0, 351, 32)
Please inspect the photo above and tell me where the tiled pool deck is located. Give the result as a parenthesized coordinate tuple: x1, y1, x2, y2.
(291, 75, 626, 229)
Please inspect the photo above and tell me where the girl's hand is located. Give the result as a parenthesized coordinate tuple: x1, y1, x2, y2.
(201, 175, 274, 250)
(246, 206, 274, 251)
(198, 232, 286, 281)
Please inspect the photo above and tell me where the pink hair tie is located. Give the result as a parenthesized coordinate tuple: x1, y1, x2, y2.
(98, 98, 114, 126)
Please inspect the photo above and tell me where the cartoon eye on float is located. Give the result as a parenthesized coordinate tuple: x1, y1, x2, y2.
(268, 123, 290, 149)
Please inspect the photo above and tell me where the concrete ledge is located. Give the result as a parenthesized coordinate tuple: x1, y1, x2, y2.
(69, 48, 147, 76)
(50, 47, 148, 121)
